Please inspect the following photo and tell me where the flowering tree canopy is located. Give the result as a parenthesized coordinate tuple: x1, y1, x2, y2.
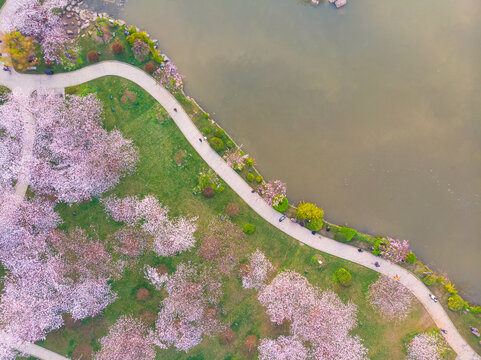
(102, 195, 197, 256)
(368, 275, 414, 320)
(1, 0, 69, 62)
(258, 271, 367, 360)
(258, 335, 309, 360)
(406, 331, 449, 360)
(262, 180, 287, 207)
(223, 146, 248, 170)
(0, 92, 138, 203)
(30, 94, 138, 203)
(239, 249, 273, 290)
(154, 264, 223, 351)
(154, 61, 183, 90)
(95, 316, 156, 360)
(379, 237, 410, 263)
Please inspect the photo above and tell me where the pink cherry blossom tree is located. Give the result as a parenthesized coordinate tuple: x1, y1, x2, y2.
(258, 335, 308, 360)
(368, 275, 414, 320)
(30, 94, 138, 203)
(223, 146, 248, 170)
(262, 180, 287, 207)
(258, 270, 368, 360)
(95, 316, 156, 360)
(0, 227, 116, 343)
(154, 263, 223, 351)
(0, 92, 138, 203)
(102, 195, 197, 256)
(239, 249, 273, 290)
(380, 237, 410, 263)
(154, 62, 183, 90)
(1, 0, 69, 63)
(406, 331, 449, 360)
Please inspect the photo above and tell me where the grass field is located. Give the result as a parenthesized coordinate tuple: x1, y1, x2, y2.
(33, 76, 445, 360)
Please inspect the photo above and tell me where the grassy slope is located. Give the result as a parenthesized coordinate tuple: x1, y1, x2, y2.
(37, 77, 441, 360)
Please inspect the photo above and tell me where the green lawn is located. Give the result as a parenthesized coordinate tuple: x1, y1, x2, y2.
(0, 0, 5, 10)
(34, 76, 442, 360)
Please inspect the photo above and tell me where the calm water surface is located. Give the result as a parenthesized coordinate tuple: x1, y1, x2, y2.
(107, 0, 481, 300)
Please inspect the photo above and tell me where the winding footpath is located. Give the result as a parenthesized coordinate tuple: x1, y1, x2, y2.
(0, 62, 479, 360)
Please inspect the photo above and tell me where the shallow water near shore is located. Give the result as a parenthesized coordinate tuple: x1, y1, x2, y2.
(92, 0, 481, 301)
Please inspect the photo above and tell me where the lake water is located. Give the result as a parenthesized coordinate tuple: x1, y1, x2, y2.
(95, 0, 481, 300)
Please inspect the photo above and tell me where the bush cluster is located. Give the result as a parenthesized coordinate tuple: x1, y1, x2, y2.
(87, 50, 99, 63)
(145, 62, 156, 73)
(111, 42, 123, 54)
(243, 223, 256, 235)
(203, 186, 215, 198)
(246, 173, 255, 182)
(334, 268, 352, 287)
(405, 252, 417, 263)
(208, 137, 224, 152)
(273, 196, 289, 213)
(422, 275, 437, 286)
(447, 294, 466, 312)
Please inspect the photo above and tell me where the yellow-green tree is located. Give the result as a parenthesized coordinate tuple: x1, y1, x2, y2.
(297, 201, 324, 231)
(0, 31, 35, 71)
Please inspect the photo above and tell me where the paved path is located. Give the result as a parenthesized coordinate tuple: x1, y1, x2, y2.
(0, 61, 479, 360)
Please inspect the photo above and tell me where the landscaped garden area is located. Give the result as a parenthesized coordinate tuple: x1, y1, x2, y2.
(1, 1, 480, 359)
(30, 76, 448, 359)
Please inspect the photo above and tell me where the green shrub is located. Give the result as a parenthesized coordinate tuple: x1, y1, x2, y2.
(245, 157, 255, 166)
(422, 275, 436, 286)
(406, 252, 417, 263)
(226, 140, 233, 148)
(372, 237, 388, 256)
(334, 232, 347, 242)
(305, 218, 322, 232)
(243, 223, 256, 235)
(445, 282, 457, 295)
(297, 202, 324, 221)
(255, 175, 263, 183)
(469, 306, 481, 314)
(273, 197, 289, 213)
(334, 268, 352, 287)
(246, 173, 255, 182)
(204, 127, 212, 134)
(339, 227, 357, 242)
(310, 254, 326, 268)
(209, 137, 224, 152)
(447, 294, 466, 311)
(215, 128, 225, 137)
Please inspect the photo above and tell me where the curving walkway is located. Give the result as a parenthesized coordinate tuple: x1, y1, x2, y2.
(0, 61, 479, 360)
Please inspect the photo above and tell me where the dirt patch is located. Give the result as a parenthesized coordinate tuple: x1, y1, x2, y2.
(72, 344, 93, 360)
(173, 149, 188, 166)
(121, 90, 136, 104)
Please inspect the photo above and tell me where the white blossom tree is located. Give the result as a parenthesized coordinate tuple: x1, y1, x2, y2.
(239, 249, 273, 290)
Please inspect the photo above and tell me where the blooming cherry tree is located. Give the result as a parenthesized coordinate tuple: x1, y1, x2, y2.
(407, 331, 449, 360)
(103, 195, 197, 256)
(262, 180, 287, 207)
(1, 0, 69, 63)
(95, 316, 156, 360)
(258, 270, 368, 360)
(368, 275, 414, 320)
(258, 335, 308, 360)
(380, 237, 410, 263)
(154, 264, 223, 351)
(239, 249, 273, 290)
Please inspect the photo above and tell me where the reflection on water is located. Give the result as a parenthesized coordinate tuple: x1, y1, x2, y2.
(98, 0, 481, 301)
